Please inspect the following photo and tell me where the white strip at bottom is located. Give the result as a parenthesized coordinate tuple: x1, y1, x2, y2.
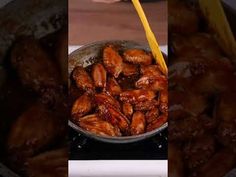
(69, 160, 167, 177)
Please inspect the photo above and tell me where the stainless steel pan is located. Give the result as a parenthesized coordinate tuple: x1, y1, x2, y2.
(68, 40, 168, 143)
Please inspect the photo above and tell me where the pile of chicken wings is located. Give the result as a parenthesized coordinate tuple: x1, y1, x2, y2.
(70, 45, 168, 137)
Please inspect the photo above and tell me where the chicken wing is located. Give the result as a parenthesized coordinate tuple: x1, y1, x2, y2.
(98, 104, 130, 134)
(147, 114, 167, 132)
(79, 114, 121, 136)
(71, 93, 93, 120)
(92, 63, 107, 88)
(135, 75, 167, 91)
(123, 49, 152, 65)
(103, 45, 123, 78)
(145, 108, 160, 124)
(106, 77, 122, 96)
(134, 99, 159, 111)
(140, 65, 162, 76)
(120, 90, 156, 104)
(159, 89, 168, 113)
(122, 102, 133, 118)
(122, 63, 139, 76)
(72, 66, 95, 94)
(130, 111, 146, 135)
(95, 92, 120, 109)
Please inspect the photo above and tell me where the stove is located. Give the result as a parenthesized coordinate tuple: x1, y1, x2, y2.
(69, 127, 167, 160)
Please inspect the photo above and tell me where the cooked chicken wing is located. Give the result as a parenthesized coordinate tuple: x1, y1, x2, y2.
(123, 49, 152, 65)
(122, 102, 133, 118)
(71, 93, 92, 120)
(79, 114, 121, 136)
(122, 63, 139, 76)
(120, 90, 156, 104)
(92, 63, 107, 88)
(134, 99, 159, 111)
(95, 92, 120, 109)
(159, 89, 168, 113)
(130, 111, 146, 135)
(106, 77, 122, 96)
(140, 65, 162, 76)
(72, 66, 94, 94)
(147, 114, 167, 132)
(98, 104, 130, 134)
(145, 108, 160, 124)
(103, 45, 123, 78)
(135, 75, 167, 91)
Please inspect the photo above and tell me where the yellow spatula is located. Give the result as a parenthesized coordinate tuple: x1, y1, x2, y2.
(199, 0, 236, 58)
(131, 0, 167, 75)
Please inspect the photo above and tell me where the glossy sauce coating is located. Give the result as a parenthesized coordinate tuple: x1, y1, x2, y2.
(70, 44, 168, 137)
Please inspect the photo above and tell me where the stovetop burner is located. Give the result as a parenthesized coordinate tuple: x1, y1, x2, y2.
(69, 128, 167, 160)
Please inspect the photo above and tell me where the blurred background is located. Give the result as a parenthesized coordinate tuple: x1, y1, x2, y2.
(69, 0, 167, 45)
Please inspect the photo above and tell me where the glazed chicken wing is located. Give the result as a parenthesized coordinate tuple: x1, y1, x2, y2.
(79, 114, 121, 136)
(120, 90, 156, 104)
(103, 45, 123, 78)
(98, 104, 130, 134)
(95, 92, 121, 109)
(145, 108, 160, 124)
(140, 65, 162, 76)
(71, 93, 93, 120)
(122, 63, 139, 76)
(134, 99, 159, 111)
(122, 102, 133, 118)
(130, 111, 146, 135)
(92, 63, 107, 88)
(159, 89, 168, 113)
(123, 49, 152, 65)
(135, 75, 167, 91)
(147, 114, 167, 132)
(106, 77, 122, 96)
(72, 66, 95, 94)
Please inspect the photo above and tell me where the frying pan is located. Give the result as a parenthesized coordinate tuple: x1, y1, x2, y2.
(68, 40, 168, 143)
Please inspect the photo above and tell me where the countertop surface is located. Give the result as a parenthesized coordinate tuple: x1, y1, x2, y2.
(69, 0, 167, 45)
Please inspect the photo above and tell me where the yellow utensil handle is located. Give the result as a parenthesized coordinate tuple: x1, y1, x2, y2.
(199, 0, 236, 58)
(132, 0, 167, 75)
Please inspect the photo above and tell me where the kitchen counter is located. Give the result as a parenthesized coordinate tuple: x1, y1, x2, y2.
(69, 0, 167, 45)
